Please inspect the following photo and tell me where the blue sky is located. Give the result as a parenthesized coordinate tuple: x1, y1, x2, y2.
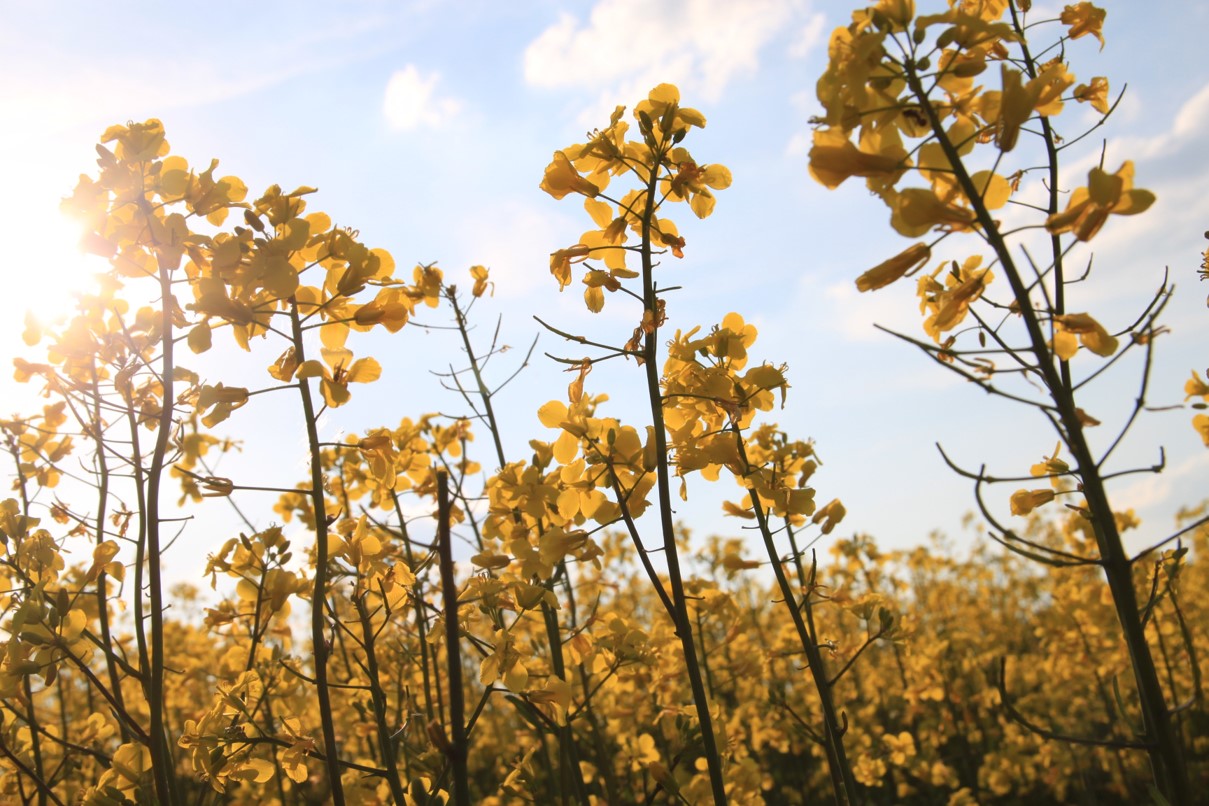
(1, 1, 1206, 585)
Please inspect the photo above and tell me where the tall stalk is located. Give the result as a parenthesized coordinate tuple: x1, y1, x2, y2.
(898, 37, 1189, 804)
(88, 368, 130, 743)
(737, 437, 857, 805)
(5, 446, 47, 806)
(144, 235, 180, 806)
(447, 289, 589, 802)
(435, 470, 470, 806)
(636, 147, 729, 806)
(287, 297, 346, 806)
(355, 593, 407, 802)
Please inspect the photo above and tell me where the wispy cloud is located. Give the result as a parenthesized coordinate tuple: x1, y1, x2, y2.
(787, 12, 826, 59)
(382, 65, 463, 131)
(1, 14, 397, 146)
(524, 0, 812, 125)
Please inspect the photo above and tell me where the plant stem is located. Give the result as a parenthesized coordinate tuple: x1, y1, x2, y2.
(88, 369, 130, 744)
(355, 593, 407, 803)
(637, 145, 729, 805)
(449, 289, 590, 802)
(436, 470, 471, 806)
(739, 442, 857, 805)
(145, 251, 180, 805)
(906, 59, 1190, 803)
(287, 298, 346, 806)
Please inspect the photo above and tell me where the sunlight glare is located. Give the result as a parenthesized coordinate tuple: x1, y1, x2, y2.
(1, 180, 106, 344)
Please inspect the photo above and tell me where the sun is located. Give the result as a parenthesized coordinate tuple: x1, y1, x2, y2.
(0, 167, 110, 411)
(2, 185, 108, 345)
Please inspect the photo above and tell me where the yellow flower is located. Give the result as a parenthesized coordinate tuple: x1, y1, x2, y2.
(624, 733, 661, 771)
(540, 151, 601, 200)
(874, 0, 914, 30)
(882, 731, 916, 766)
(856, 243, 930, 292)
(1030, 443, 1069, 487)
(812, 498, 847, 535)
(664, 159, 732, 219)
(1010, 488, 1055, 516)
(852, 755, 887, 787)
(469, 265, 492, 297)
(1054, 313, 1118, 357)
(720, 551, 761, 573)
(918, 259, 993, 341)
(996, 62, 1073, 151)
(1061, 2, 1107, 49)
(100, 118, 169, 162)
(1074, 76, 1110, 115)
(633, 83, 706, 139)
(1183, 370, 1209, 400)
(1045, 161, 1154, 242)
(889, 188, 977, 237)
(809, 127, 908, 190)
(549, 244, 590, 289)
(1194, 414, 1209, 447)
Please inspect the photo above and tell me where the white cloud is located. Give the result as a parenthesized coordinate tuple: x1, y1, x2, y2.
(1063, 82, 1209, 175)
(457, 201, 573, 298)
(524, 0, 805, 124)
(1170, 83, 1209, 140)
(787, 12, 826, 59)
(820, 278, 925, 344)
(383, 65, 462, 131)
(1, 14, 395, 150)
(1114, 450, 1209, 516)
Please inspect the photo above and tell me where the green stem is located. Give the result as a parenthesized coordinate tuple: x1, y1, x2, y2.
(1007, 1, 1071, 393)
(145, 253, 180, 805)
(394, 493, 437, 723)
(125, 405, 151, 703)
(355, 593, 407, 803)
(449, 289, 590, 802)
(738, 440, 857, 805)
(287, 298, 346, 806)
(436, 470, 471, 806)
(905, 57, 1190, 803)
(637, 139, 729, 806)
(89, 368, 130, 743)
(5, 442, 48, 806)
(449, 290, 507, 472)
(21, 675, 47, 806)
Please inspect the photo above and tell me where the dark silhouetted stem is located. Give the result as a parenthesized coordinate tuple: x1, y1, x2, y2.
(288, 298, 346, 806)
(436, 470, 470, 806)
